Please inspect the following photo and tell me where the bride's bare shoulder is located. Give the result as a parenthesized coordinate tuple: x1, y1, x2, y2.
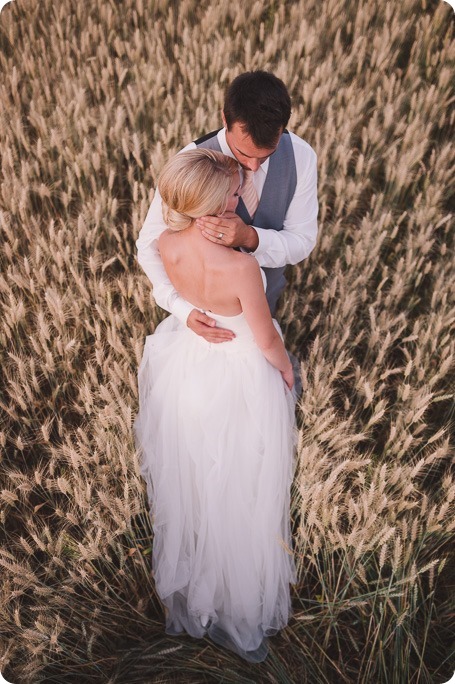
(230, 251, 260, 274)
(158, 229, 181, 261)
(158, 228, 174, 247)
(226, 252, 262, 293)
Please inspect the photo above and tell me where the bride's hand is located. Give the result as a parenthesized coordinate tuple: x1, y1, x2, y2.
(187, 309, 236, 343)
(281, 364, 294, 391)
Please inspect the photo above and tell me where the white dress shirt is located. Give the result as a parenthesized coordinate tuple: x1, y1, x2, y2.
(135, 128, 318, 324)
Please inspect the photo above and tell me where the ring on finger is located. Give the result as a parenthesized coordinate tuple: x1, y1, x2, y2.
(217, 232, 224, 239)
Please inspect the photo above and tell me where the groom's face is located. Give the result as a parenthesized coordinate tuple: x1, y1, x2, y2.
(222, 115, 281, 172)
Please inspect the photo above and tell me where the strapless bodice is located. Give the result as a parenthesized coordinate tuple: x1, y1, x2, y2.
(201, 309, 256, 341)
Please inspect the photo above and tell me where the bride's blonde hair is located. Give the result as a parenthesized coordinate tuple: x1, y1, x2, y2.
(158, 149, 239, 231)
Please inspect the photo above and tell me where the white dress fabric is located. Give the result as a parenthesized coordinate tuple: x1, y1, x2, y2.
(133, 270, 297, 662)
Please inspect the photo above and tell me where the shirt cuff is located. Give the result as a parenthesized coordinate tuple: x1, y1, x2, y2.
(170, 297, 194, 326)
(249, 225, 270, 258)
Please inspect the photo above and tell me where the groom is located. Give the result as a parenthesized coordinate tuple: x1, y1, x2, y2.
(136, 70, 318, 343)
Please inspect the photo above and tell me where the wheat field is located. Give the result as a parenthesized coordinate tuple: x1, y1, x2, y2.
(0, 0, 454, 682)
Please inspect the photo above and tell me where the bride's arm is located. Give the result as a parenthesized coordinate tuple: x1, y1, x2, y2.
(235, 256, 294, 389)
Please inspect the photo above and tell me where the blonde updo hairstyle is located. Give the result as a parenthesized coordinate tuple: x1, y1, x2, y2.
(158, 149, 239, 231)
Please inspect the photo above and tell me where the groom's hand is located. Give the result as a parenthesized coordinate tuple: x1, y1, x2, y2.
(187, 309, 236, 343)
(196, 213, 259, 251)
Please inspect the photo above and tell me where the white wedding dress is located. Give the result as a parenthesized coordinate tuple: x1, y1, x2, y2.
(133, 269, 297, 662)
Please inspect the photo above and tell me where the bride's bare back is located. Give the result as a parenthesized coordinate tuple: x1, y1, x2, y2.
(159, 225, 247, 316)
(158, 223, 293, 387)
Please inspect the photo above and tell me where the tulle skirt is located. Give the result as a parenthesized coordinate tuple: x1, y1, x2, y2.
(133, 312, 297, 662)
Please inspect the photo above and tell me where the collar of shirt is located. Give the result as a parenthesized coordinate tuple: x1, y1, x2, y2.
(217, 128, 270, 180)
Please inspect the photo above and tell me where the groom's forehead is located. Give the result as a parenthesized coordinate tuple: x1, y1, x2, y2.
(230, 123, 279, 157)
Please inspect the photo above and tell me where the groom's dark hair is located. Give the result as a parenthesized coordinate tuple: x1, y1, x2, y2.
(223, 71, 291, 149)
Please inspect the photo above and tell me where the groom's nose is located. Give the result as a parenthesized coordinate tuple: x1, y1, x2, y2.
(243, 159, 262, 172)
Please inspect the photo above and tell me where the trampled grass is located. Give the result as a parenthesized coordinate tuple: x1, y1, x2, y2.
(0, 0, 454, 682)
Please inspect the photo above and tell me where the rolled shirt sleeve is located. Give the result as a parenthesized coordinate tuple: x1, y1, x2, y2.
(251, 135, 318, 268)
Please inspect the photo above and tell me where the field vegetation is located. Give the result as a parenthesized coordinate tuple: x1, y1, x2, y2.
(0, 0, 454, 682)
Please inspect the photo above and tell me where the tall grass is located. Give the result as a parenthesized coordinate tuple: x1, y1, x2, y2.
(1, 0, 454, 681)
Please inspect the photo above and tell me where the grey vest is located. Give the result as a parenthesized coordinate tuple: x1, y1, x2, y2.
(194, 129, 297, 314)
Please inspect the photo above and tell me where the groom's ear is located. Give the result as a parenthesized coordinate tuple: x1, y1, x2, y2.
(221, 111, 227, 128)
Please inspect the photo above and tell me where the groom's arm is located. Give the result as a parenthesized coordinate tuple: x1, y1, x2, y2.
(197, 136, 318, 267)
(251, 139, 318, 268)
(135, 143, 198, 324)
(136, 183, 195, 324)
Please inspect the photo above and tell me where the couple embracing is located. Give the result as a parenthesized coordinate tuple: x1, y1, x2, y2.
(134, 70, 318, 663)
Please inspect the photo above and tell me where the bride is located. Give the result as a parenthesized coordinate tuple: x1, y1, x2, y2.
(133, 148, 297, 663)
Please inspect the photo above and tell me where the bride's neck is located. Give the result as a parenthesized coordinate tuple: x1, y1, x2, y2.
(170, 221, 211, 244)
(181, 221, 203, 239)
